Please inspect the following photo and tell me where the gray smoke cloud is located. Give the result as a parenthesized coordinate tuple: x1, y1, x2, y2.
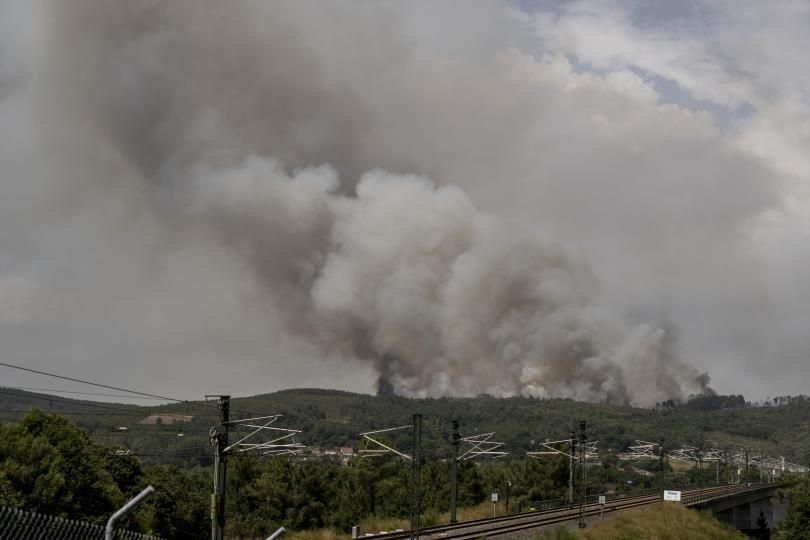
(3, 1, 800, 405)
(193, 158, 711, 403)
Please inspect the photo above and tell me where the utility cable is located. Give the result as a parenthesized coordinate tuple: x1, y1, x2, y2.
(0, 409, 217, 418)
(0, 386, 168, 400)
(0, 361, 190, 403)
(0, 389, 158, 415)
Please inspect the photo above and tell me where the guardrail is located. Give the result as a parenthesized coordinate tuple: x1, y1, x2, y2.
(0, 506, 162, 539)
(528, 485, 712, 511)
(679, 482, 775, 506)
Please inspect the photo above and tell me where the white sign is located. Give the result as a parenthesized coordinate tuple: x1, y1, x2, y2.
(491, 493, 499, 502)
(598, 495, 606, 505)
(663, 490, 682, 502)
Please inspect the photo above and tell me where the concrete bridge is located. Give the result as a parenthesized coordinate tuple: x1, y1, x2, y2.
(685, 483, 781, 534)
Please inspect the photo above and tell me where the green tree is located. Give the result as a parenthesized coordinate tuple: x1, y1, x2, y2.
(0, 409, 124, 522)
(137, 464, 209, 539)
(778, 473, 810, 539)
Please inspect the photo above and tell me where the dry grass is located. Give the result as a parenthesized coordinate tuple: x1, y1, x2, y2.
(286, 530, 347, 540)
(436, 499, 512, 522)
(578, 502, 744, 540)
(291, 502, 744, 540)
(288, 500, 513, 540)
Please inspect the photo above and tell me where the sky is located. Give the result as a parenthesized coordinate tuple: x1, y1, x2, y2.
(0, 0, 808, 405)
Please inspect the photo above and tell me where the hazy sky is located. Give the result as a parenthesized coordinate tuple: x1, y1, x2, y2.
(0, 0, 808, 404)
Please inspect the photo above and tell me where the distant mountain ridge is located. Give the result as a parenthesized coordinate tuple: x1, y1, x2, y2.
(1, 387, 809, 468)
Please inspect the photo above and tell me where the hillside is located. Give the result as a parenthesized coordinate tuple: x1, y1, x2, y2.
(1, 387, 809, 468)
(575, 502, 745, 539)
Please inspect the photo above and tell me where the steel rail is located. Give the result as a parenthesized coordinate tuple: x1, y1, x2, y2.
(440, 484, 769, 540)
(363, 483, 773, 540)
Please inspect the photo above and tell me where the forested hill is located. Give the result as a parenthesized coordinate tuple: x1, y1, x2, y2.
(1, 387, 809, 466)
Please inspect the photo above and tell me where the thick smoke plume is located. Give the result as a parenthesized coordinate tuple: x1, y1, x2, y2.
(2, 0, 759, 406)
(195, 158, 711, 404)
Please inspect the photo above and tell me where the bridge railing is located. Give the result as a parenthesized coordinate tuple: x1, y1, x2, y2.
(679, 482, 776, 506)
(527, 486, 673, 512)
(525, 482, 777, 514)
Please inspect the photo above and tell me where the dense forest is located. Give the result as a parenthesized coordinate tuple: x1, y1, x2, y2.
(2, 388, 810, 538)
(3, 387, 810, 466)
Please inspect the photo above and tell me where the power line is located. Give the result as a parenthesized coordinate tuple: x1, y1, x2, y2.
(0, 386, 168, 400)
(0, 389, 160, 416)
(0, 362, 275, 420)
(0, 409, 217, 418)
(12, 449, 213, 459)
(0, 361, 189, 403)
(89, 430, 214, 436)
(0, 409, 139, 416)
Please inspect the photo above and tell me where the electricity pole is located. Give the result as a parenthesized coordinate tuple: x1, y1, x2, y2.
(578, 420, 587, 529)
(209, 395, 230, 540)
(569, 431, 575, 505)
(204, 399, 303, 540)
(450, 420, 460, 524)
(506, 480, 511, 514)
(659, 439, 665, 492)
(411, 414, 422, 539)
(744, 448, 748, 485)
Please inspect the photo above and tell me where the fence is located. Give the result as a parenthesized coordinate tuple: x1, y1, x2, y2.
(0, 506, 163, 540)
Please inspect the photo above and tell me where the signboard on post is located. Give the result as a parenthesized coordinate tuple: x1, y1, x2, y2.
(598, 495, 606, 505)
(491, 493, 499, 502)
(663, 490, 682, 502)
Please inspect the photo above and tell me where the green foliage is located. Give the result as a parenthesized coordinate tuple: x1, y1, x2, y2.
(4, 390, 810, 537)
(5, 388, 810, 468)
(679, 394, 746, 412)
(0, 409, 208, 538)
(778, 473, 810, 539)
(0, 408, 124, 522)
(135, 464, 210, 539)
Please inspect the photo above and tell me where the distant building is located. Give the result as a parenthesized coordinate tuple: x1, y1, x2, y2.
(138, 414, 193, 425)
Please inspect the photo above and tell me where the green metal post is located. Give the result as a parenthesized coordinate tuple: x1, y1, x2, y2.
(210, 395, 230, 540)
(450, 420, 460, 524)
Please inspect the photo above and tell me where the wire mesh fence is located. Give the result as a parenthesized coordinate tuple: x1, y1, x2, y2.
(0, 506, 163, 540)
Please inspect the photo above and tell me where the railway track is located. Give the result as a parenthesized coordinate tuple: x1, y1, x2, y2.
(362, 484, 771, 539)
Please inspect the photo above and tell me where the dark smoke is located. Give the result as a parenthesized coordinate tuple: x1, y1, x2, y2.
(0, 0, 729, 406)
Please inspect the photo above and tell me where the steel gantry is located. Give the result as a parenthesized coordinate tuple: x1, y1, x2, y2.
(358, 416, 424, 539)
(616, 441, 809, 486)
(526, 431, 598, 510)
(617, 440, 661, 461)
(207, 396, 306, 540)
(224, 414, 305, 456)
(358, 425, 414, 459)
(457, 432, 508, 461)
